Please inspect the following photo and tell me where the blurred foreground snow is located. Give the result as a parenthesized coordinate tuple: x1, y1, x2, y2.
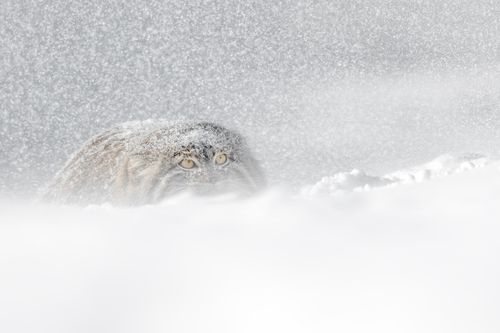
(1, 155, 499, 333)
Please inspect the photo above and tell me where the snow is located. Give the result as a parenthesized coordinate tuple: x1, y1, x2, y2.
(2, 1, 500, 194)
(302, 153, 491, 195)
(1, 156, 500, 333)
(1, 1, 500, 332)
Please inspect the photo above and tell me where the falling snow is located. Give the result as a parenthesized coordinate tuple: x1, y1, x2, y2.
(1, 0, 500, 195)
(1, 1, 500, 332)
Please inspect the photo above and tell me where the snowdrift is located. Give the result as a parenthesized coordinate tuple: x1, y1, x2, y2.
(302, 153, 490, 195)
(1, 155, 499, 333)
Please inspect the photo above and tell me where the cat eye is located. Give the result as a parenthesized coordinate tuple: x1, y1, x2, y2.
(179, 158, 196, 170)
(214, 153, 228, 165)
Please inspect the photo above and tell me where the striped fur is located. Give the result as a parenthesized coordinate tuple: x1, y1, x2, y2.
(42, 121, 266, 205)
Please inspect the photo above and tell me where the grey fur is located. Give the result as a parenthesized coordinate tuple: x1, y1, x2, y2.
(42, 120, 266, 205)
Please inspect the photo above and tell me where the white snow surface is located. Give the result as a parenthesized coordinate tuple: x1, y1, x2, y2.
(302, 153, 490, 195)
(1, 155, 500, 333)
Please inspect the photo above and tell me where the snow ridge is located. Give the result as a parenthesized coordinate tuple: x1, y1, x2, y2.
(302, 153, 490, 196)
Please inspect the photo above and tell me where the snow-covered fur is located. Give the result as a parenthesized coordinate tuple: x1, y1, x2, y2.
(42, 121, 265, 205)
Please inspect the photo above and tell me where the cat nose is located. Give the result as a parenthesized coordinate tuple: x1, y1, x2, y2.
(198, 174, 211, 183)
(192, 170, 212, 183)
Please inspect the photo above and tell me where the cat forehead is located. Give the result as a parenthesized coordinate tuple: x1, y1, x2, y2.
(174, 143, 229, 155)
(171, 128, 240, 146)
(145, 126, 239, 143)
(127, 122, 245, 158)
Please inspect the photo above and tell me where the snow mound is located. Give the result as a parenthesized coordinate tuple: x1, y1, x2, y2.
(2, 156, 500, 333)
(302, 153, 490, 196)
